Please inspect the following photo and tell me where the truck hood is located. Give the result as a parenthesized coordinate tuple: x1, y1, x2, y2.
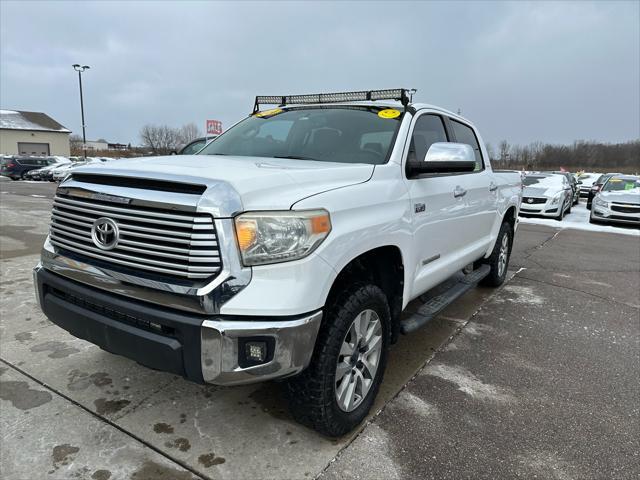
(70, 155, 374, 214)
(599, 189, 640, 205)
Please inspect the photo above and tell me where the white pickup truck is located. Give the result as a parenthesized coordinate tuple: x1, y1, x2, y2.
(34, 89, 522, 436)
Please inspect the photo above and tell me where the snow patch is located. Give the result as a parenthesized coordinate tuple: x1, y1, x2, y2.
(502, 285, 546, 305)
(464, 321, 495, 337)
(425, 363, 515, 403)
(394, 391, 440, 419)
(520, 202, 639, 236)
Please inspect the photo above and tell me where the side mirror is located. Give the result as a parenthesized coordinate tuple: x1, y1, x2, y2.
(408, 142, 476, 176)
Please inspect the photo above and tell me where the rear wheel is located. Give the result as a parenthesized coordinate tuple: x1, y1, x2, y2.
(481, 221, 512, 287)
(287, 284, 390, 437)
(20, 171, 27, 180)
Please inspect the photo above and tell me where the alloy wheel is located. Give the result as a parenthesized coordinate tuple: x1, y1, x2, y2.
(498, 232, 510, 278)
(334, 309, 383, 412)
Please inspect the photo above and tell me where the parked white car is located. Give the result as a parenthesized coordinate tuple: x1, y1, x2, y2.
(520, 173, 573, 220)
(52, 157, 109, 181)
(590, 175, 640, 225)
(577, 172, 599, 198)
(34, 89, 522, 436)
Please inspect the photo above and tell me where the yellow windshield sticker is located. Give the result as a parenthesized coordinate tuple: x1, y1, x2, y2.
(378, 109, 401, 119)
(255, 108, 283, 118)
(609, 178, 622, 182)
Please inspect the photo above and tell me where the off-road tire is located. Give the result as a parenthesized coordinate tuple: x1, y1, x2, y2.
(286, 284, 391, 437)
(480, 221, 513, 287)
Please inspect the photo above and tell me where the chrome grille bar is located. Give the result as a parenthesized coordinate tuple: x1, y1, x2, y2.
(50, 192, 222, 280)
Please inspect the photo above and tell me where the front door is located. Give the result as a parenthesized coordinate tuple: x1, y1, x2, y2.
(404, 112, 472, 299)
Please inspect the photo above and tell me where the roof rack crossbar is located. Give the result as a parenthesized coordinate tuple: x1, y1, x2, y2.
(252, 88, 413, 113)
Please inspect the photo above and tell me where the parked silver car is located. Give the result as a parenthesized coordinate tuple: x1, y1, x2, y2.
(519, 173, 573, 221)
(590, 175, 640, 226)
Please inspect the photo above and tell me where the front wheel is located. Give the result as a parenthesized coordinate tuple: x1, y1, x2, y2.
(481, 221, 513, 287)
(555, 201, 565, 221)
(287, 284, 390, 437)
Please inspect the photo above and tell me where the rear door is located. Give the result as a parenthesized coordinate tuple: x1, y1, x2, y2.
(447, 118, 496, 245)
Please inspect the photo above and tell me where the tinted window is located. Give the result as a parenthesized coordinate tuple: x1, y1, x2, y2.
(180, 140, 206, 155)
(200, 106, 403, 165)
(450, 120, 483, 171)
(408, 114, 447, 163)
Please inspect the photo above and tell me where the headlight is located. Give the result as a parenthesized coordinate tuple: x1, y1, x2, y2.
(234, 210, 331, 266)
(594, 197, 609, 208)
(550, 194, 561, 205)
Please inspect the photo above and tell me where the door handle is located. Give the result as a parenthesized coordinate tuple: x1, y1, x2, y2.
(489, 182, 498, 192)
(453, 186, 467, 198)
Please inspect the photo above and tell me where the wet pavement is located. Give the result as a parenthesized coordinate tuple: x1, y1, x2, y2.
(1, 180, 638, 479)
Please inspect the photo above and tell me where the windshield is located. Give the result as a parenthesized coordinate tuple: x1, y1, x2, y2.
(602, 177, 640, 192)
(523, 175, 563, 187)
(199, 106, 403, 165)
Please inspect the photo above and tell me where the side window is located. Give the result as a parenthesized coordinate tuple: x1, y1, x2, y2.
(408, 114, 447, 164)
(450, 120, 483, 171)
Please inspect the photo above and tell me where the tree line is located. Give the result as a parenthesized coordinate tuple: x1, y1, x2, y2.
(70, 123, 203, 157)
(488, 139, 640, 173)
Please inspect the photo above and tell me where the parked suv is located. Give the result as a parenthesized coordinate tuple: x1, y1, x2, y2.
(34, 89, 522, 436)
(0, 156, 58, 180)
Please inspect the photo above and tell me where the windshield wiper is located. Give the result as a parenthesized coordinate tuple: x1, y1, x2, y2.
(273, 155, 321, 161)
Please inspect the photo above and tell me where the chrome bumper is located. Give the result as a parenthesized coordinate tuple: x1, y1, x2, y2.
(201, 311, 323, 385)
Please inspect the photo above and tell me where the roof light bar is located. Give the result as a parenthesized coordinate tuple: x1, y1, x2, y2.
(253, 89, 413, 113)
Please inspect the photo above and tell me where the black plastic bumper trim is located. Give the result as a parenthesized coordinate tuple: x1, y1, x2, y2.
(36, 268, 206, 383)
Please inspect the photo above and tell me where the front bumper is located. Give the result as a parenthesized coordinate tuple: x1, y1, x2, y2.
(519, 200, 561, 217)
(34, 265, 322, 385)
(591, 205, 640, 225)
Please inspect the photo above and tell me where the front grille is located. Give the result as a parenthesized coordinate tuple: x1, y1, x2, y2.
(522, 197, 547, 204)
(610, 203, 640, 214)
(49, 193, 222, 279)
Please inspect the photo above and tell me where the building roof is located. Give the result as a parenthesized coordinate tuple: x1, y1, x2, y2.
(0, 109, 71, 133)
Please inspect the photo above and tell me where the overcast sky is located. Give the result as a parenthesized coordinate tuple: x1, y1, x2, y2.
(1, 0, 638, 147)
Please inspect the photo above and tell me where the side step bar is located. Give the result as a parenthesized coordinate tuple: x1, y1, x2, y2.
(400, 264, 491, 334)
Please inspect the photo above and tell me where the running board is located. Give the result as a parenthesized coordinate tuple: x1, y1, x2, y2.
(400, 264, 491, 334)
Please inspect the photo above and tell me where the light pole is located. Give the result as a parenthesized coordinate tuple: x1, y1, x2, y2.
(72, 64, 90, 159)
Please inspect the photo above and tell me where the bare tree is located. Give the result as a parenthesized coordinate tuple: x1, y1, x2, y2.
(178, 123, 202, 145)
(139, 124, 181, 154)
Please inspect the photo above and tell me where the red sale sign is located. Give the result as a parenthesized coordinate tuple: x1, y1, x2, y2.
(206, 120, 223, 135)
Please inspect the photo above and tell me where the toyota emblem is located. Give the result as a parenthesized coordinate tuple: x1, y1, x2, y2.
(91, 217, 119, 250)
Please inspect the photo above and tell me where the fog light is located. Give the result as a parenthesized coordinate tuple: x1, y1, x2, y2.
(245, 342, 267, 363)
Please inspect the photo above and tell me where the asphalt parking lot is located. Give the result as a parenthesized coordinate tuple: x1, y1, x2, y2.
(1, 179, 639, 480)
